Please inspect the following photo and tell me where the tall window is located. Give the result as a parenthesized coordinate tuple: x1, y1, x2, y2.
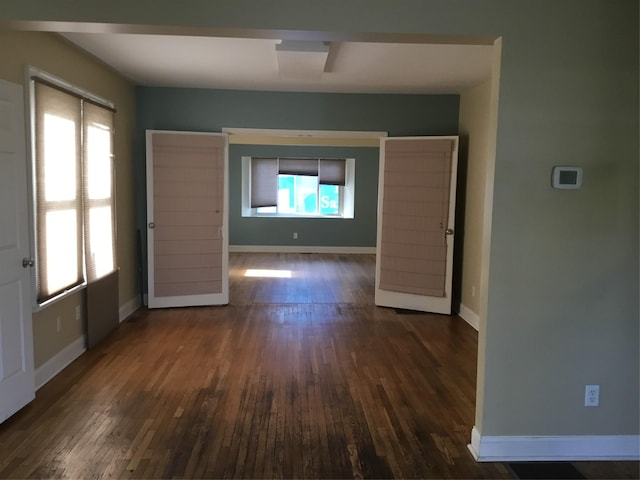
(32, 77, 116, 304)
(246, 157, 354, 218)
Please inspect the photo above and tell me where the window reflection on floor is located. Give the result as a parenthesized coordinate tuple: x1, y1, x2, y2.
(244, 269, 293, 278)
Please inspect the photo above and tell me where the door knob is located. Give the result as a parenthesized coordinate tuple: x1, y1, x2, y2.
(22, 258, 34, 268)
(148, 222, 155, 229)
(445, 228, 454, 235)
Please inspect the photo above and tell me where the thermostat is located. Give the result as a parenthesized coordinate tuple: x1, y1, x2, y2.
(552, 166, 583, 189)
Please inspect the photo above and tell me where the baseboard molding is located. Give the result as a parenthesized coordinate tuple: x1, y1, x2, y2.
(458, 303, 480, 331)
(468, 426, 640, 462)
(119, 295, 141, 323)
(230, 245, 376, 254)
(35, 335, 86, 390)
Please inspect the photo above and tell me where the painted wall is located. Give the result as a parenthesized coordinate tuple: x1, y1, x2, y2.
(229, 144, 380, 247)
(136, 88, 459, 249)
(1, 0, 638, 447)
(456, 80, 492, 322)
(0, 29, 137, 370)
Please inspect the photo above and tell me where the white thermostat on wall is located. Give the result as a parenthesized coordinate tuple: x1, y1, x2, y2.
(552, 166, 583, 189)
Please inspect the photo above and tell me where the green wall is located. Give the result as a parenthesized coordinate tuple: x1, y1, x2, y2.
(136, 87, 460, 248)
(228, 145, 380, 247)
(136, 88, 459, 135)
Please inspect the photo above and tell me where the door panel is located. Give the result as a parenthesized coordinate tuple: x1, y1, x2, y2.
(146, 131, 228, 308)
(375, 136, 458, 314)
(0, 79, 35, 422)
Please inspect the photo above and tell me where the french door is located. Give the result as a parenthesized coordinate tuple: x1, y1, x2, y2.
(146, 130, 228, 308)
(375, 136, 459, 314)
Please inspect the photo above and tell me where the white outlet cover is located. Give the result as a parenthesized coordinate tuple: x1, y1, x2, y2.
(585, 384, 600, 407)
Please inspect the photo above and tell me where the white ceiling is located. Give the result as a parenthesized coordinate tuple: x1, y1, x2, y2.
(61, 32, 494, 95)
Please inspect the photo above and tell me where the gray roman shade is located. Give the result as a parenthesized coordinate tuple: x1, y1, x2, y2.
(250, 157, 347, 209)
(278, 157, 319, 176)
(319, 159, 346, 186)
(251, 157, 278, 207)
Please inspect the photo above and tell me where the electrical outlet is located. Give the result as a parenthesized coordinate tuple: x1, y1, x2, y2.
(75, 305, 81, 321)
(56, 316, 62, 333)
(293, 232, 298, 239)
(471, 286, 476, 297)
(585, 385, 600, 407)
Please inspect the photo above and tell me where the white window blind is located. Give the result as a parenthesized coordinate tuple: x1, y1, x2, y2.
(33, 78, 116, 304)
(82, 101, 116, 282)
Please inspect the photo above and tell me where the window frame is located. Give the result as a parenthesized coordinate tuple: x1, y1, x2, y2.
(242, 156, 355, 219)
(256, 174, 343, 216)
(26, 66, 117, 310)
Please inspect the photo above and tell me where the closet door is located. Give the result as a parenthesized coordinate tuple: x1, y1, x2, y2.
(146, 130, 228, 308)
(0, 79, 34, 422)
(375, 136, 458, 314)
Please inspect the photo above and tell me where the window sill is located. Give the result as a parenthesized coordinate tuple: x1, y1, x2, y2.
(34, 283, 86, 312)
(243, 213, 350, 219)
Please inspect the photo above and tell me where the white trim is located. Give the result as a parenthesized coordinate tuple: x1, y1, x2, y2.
(229, 245, 376, 254)
(468, 426, 640, 462)
(27, 65, 114, 109)
(119, 296, 141, 323)
(458, 303, 480, 330)
(33, 283, 86, 312)
(35, 335, 86, 390)
(223, 127, 387, 139)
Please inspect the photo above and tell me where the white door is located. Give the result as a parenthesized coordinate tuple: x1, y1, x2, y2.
(375, 136, 458, 314)
(0, 79, 35, 422)
(146, 130, 229, 308)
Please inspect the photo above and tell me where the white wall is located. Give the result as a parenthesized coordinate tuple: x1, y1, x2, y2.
(457, 79, 492, 327)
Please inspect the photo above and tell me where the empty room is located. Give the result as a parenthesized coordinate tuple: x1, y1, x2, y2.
(0, 1, 638, 479)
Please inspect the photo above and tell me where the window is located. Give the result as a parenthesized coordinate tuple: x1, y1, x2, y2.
(243, 157, 355, 218)
(31, 73, 116, 305)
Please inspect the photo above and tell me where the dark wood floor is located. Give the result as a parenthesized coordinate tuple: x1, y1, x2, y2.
(0, 253, 637, 479)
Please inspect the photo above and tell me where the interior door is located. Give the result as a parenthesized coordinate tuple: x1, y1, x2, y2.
(146, 130, 228, 308)
(375, 136, 458, 314)
(0, 79, 35, 422)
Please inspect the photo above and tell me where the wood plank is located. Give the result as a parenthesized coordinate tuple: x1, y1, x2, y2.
(0, 253, 633, 479)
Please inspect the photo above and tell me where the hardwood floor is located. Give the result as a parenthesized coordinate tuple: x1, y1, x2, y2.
(0, 253, 637, 479)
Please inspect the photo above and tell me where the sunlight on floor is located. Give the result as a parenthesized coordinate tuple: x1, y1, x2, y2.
(244, 269, 293, 278)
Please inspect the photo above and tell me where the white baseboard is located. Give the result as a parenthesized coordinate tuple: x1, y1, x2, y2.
(35, 335, 86, 390)
(468, 426, 640, 461)
(458, 303, 479, 331)
(229, 245, 376, 254)
(119, 295, 141, 323)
